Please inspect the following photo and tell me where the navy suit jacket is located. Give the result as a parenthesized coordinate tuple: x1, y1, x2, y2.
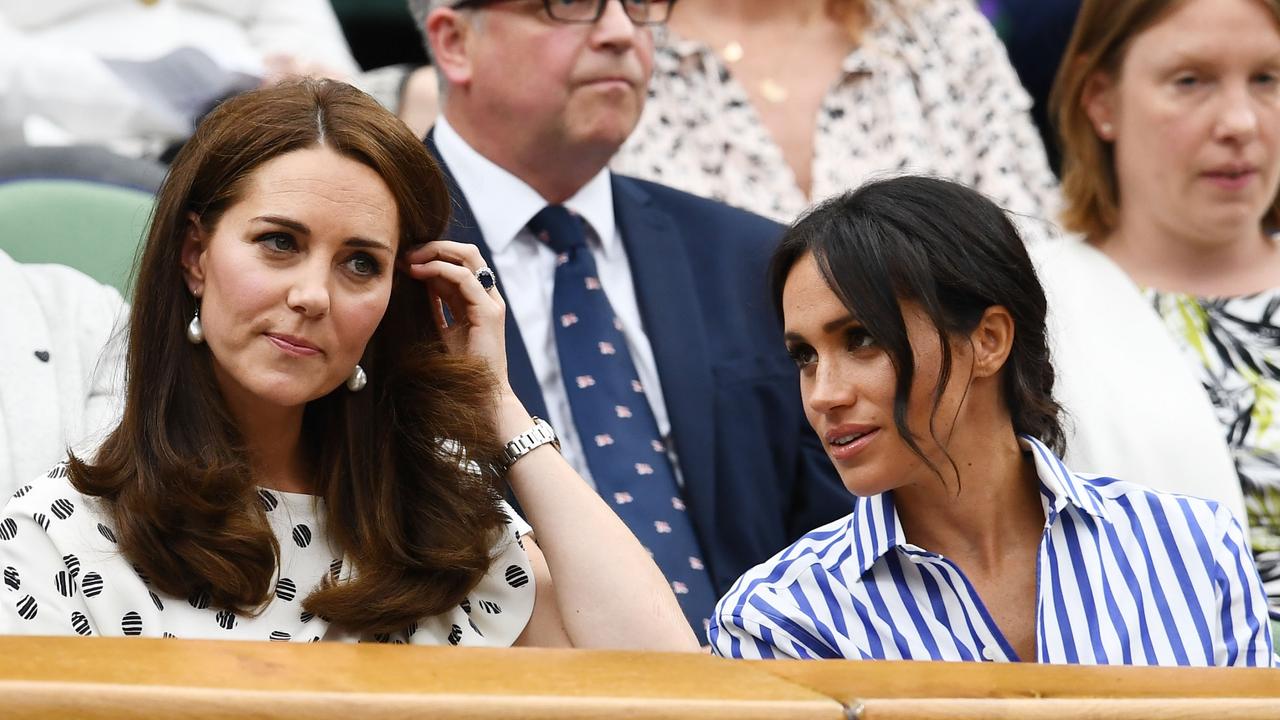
(427, 134, 849, 595)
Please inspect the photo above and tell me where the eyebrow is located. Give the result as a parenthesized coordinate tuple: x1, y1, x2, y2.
(784, 314, 858, 343)
(252, 215, 393, 253)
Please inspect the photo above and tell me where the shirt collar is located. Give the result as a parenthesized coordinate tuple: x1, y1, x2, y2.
(846, 435, 1111, 577)
(433, 116, 617, 255)
(1020, 435, 1113, 524)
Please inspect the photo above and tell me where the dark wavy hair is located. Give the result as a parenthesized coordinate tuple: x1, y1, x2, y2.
(69, 80, 509, 634)
(769, 176, 1065, 477)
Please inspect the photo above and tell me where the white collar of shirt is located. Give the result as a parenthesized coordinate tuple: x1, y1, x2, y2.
(433, 116, 618, 254)
(847, 435, 1115, 577)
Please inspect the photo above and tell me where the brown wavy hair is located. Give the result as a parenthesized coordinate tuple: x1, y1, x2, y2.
(69, 80, 509, 634)
(1051, 0, 1280, 239)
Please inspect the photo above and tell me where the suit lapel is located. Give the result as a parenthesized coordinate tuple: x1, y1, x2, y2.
(426, 131, 548, 420)
(611, 178, 718, 546)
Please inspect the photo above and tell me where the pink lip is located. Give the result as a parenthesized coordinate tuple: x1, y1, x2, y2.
(824, 424, 879, 463)
(1202, 165, 1258, 191)
(581, 77, 634, 89)
(266, 333, 322, 357)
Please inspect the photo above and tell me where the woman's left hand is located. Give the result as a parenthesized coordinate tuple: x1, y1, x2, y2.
(402, 241, 509, 387)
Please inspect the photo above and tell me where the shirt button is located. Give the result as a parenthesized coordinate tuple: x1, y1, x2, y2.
(980, 646, 997, 661)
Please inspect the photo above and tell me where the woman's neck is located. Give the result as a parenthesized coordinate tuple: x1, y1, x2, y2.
(1097, 213, 1280, 297)
(891, 425, 1044, 572)
(215, 376, 311, 494)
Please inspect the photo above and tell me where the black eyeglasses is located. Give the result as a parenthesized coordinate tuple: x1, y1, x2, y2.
(450, 0, 677, 26)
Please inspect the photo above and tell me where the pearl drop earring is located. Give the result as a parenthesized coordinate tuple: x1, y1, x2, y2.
(186, 305, 205, 345)
(347, 365, 367, 392)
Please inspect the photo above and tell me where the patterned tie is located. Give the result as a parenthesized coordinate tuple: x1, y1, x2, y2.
(528, 205, 716, 635)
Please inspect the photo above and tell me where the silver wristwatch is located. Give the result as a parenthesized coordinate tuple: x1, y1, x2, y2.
(501, 417, 561, 471)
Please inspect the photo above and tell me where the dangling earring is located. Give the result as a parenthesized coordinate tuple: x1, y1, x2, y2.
(346, 365, 367, 392)
(186, 305, 205, 345)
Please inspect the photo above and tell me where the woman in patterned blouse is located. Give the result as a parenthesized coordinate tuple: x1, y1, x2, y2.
(0, 80, 697, 649)
(611, 0, 1060, 230)
(1050, 0, 1280, 625)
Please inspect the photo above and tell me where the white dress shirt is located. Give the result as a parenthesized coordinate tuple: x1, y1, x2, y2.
(434, 117, 677, 488)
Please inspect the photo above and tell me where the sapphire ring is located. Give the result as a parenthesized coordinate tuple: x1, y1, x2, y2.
(475, 267, 497, 292)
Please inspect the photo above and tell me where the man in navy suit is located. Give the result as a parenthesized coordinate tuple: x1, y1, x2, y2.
(412, 0, 846, 634)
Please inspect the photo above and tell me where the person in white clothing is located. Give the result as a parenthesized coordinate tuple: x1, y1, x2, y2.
(0, 248, 125, 499)
(0, 0, 361, 155)
(1048, 0, 1280, 621)
(0, 80, 697, 650)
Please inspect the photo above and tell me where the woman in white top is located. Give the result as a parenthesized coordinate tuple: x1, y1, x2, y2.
(1047, 0, 1280, 621)
(0, 80, 697, 650)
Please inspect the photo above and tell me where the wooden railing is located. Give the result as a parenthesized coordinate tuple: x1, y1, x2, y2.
(0, 637, 1276, 719)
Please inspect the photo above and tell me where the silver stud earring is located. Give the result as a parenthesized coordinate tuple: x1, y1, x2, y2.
(1100, 122, 1114, 138)
(186, 305, 204, 345)
(346, 365, 367, 392)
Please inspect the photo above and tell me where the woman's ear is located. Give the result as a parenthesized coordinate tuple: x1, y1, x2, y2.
(970, 306, 1015, 379)
(1082, 70, 1118, 141)
(180, 212, 208, 298)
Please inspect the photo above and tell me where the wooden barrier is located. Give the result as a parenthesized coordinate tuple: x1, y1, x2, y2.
(0, 637, 1277, 719)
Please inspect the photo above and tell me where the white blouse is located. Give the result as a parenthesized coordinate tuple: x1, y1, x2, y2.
(612, 0, 1060, 232)
(0, 464, 535, 645)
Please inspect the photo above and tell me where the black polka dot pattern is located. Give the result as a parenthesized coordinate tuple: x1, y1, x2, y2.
(62, 554, 80, 580)
(50, 498, 74, 520)
(328, 558, 341, 580)
(54, 570, 75, 597)
(447, 624, 462, 646)
(71, 611, 91, 636)
(292, 524, 312, 548)
(16, 594, 37, 620)
(81, 572, 103, 597)
(3, 566, 18, 591)
(269, 631, 291, 642)
(275, 578, 297, 602)
(97, 523, 116, 543)
(0, 518, 18, 540)
(11, 485, 31, 499)
(216, 609, 237, 630)
(46, 464, 69, 479)
(31, 513, 49, 532)
(121, 611, 142, 635)
(460, 597, 471, 615)
(300, 611, 315, 623)
(150, 591, 164, 611)
(257, 489, 279, 512)
(505, 565, 529, 588)
(188, 590, 211, 610)
(478, 600, 501, 615)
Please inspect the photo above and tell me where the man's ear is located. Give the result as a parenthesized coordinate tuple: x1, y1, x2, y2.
(427, 8, 475, 91)
(970, 306, 1015, 379)
(180, 212, 208, 298)
(1082, 70, 1118, 141)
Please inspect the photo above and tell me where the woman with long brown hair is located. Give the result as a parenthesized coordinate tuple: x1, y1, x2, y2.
(0, 79, 697, 649)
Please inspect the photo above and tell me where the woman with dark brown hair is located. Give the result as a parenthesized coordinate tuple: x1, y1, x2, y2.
(0, 79, 697, 649)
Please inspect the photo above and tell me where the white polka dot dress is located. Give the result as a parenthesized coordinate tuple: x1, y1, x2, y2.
(0, 464, 534, 644)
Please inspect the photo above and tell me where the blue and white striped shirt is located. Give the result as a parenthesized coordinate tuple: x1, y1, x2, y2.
(711, 437, 1277, 666)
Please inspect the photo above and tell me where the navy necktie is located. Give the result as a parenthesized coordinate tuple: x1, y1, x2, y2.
(528, 204, 716, 635)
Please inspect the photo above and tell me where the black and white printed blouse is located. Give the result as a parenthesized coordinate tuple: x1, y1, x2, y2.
(0, 464, 535, 644)
(612, 0, 1061, 232)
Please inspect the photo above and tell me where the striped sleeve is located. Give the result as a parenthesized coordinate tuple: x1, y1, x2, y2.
(1207, 503, 1277, 667)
